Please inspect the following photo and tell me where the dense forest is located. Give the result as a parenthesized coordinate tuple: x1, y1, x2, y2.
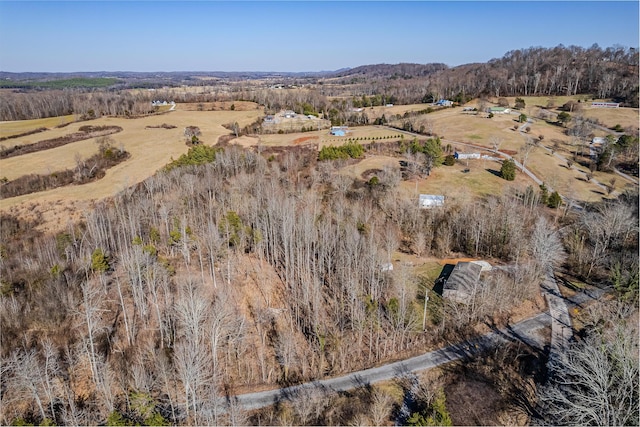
(1, 140, 638, 425)
(0, 44, 637, 121)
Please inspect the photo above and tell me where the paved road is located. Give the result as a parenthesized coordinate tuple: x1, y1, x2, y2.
(225, 287, 604, 411)
(541, 267, 573, 361)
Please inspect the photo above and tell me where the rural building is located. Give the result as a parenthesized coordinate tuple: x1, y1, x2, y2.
(488, 107, 511, 114)
(381, 262, 394, 272)
(330, 126, 348, 136)
(441, 261, 483, 304)
(591, 102, 619, 108)
(435, 99, 453, 107)
(591, 137, 606, 144)
(454, 151, 481, 160)
(419, 194, 445, 208)
(283, 110, 296, 118)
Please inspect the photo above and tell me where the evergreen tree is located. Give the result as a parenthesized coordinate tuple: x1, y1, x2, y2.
(500, 159, 516, 181)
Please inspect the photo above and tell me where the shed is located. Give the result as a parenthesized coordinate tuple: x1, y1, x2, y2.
(419, 194, 445, 209)
(454, 152, 481, 160)
(488, 107, 510, 114)
(442, 262, 483, 304)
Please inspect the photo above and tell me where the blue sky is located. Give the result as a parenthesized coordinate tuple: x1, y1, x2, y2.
(0, 1, 638, 72)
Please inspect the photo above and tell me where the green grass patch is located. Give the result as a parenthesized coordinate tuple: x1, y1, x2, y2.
(415, 261, 443, 283)
(467, 134, 483, 140)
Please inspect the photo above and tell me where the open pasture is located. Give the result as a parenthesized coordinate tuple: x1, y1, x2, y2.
(478, 95, 638, 132)
(399, 160, 532, 203)
(240, 126, 404, 148)
(402, 100, 637, 203)
(405, 108, 525, 151)
(338, 155, 399, 180)
(0, 108, 263, 208)
(338, 153, 531, 203)
(365, 103, 437, 120)
(580, 106, 639, 132)
(0, 115, 76, 139)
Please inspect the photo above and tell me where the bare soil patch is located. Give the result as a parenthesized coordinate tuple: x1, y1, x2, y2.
(293, 135, 319, 145)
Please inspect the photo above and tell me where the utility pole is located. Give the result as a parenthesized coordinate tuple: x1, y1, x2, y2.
(422, 287, 429, 331)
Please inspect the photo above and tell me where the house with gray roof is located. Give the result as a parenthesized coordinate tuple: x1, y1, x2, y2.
(442, 262, 483, 304)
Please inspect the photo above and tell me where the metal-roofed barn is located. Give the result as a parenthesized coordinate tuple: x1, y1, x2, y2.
(442, 262, 483, 304)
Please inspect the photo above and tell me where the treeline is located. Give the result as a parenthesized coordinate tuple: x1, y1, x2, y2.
(0, 90, 159, 121)
(0, 77, 121, 90)
(328, 44, 639, 107)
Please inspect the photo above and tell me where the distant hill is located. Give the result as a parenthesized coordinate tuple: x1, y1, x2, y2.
(328, 63, 448, 79)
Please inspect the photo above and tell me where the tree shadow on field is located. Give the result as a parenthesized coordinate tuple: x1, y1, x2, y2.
(486, 168, 502, 178)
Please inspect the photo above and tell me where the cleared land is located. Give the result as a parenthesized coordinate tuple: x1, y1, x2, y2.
(0, 107, 263, 209)
(388, 100, 637, 203)
(0, 115, 76, 139)
(1, 96, 636, 223)
(231, 126, 404, 149)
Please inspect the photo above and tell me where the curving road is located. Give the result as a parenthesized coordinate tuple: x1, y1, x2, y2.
(216, 122, 605, 413)
(225, 287, 603, 411)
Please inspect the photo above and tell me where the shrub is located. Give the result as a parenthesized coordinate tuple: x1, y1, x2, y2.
(91, 248, 109, 272)
(318, 141, 364, 161)
(500, 159, 516, 181)
(557, 111, 571, 126)
(548, 191, 562, 208)
(561, 100, 582, 112)
(164, 144, 219, 171)
(444, 154, 456, 166)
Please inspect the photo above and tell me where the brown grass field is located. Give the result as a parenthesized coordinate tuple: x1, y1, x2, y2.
(0, 114, 76, 139)
(231, 126, 404, 149)
(0, 106, 263, 211)
(388, 100, 637, 203)
(1, 96, 636, 231)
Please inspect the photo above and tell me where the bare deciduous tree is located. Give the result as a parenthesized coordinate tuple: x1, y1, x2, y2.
(537, 324, 639, 426)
